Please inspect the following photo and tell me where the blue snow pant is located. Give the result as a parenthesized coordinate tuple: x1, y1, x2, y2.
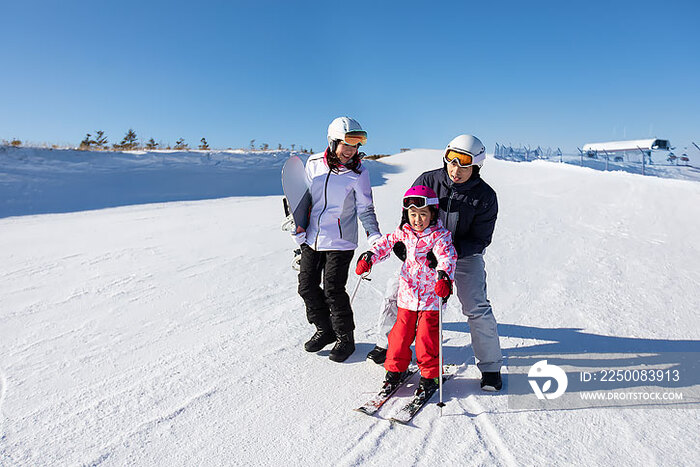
(374, 254, 503, 372)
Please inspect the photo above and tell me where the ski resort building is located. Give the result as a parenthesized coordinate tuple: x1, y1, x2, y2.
(582, 138, 671, 163)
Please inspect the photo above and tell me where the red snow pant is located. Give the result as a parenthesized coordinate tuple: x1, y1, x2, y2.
(384, 307, 440, 378)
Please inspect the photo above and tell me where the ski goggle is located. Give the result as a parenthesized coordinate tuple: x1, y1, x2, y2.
(444, 149, 479, 167)
(341, 131, 367, 147)
(403, 196, 439, 210)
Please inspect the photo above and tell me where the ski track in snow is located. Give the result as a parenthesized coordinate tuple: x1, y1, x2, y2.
(335, 419, 395, 466)
(460, 395, 518, 466)
(85, 387, 220, 467)
(336, 370, 517, 466)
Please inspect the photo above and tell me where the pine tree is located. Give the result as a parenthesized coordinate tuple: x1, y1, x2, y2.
(199, 137, 210, 150)
(94, 130, 108, 149)
(262, 143, 269, 151)
(250, 139, 256, 150)
(145, 138, 159, 150)
(115, 129, 138, 150)
(174, 138, 188, 150)
(79, 133, 95, 150)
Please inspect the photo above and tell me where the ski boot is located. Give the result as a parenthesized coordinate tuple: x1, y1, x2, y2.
(329, 332, 355, 362)
(415, 376, 439, 398)
(366, 345, 387, 364)
(304, 325, 336, 353)
(480, 371, 502, 391)
(380, 370, 409, 395)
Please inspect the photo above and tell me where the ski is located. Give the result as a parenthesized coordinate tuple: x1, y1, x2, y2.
(354, 368, 417, 416)
(390, 366, 457, 424)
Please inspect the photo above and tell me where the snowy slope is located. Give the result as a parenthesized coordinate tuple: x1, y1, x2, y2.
(0, 147, 294, 218)
(1, 149, 699, 466)
(0, 146, 396, 219)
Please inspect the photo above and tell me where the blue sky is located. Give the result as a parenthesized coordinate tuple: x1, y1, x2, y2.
(1, 0, 698, 154)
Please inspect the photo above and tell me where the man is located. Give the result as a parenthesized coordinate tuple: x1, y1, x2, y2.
(366, 134, 503, 391)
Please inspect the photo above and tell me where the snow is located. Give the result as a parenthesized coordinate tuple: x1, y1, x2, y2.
(0, 147, 293, 218)
(1, 147, 699, 466)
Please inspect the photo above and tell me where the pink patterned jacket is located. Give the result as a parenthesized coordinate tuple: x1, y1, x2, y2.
(369, 220, 457, 311)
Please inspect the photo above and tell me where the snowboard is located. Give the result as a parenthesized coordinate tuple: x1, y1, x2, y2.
(281, 155, 311, 232)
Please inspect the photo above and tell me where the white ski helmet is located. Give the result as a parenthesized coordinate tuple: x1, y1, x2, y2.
(327, 116, 367, 147)
(445, 134, 486, 167)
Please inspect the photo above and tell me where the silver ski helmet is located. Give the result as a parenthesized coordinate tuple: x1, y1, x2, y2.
(444, 134, 486, 168)
(327, 116, 367, 150)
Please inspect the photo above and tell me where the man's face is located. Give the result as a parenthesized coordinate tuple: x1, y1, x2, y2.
(446, 159, 473, 184)
(335, 142, 358, 165)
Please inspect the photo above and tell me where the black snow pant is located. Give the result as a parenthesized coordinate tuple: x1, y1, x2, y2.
(297, 244, 355, 334)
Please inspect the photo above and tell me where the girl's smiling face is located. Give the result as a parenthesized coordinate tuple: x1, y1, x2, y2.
(407, 206, 432, 232)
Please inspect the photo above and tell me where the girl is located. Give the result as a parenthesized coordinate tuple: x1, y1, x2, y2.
(295, 116, 382, 363)
(355, 185, 457, 394)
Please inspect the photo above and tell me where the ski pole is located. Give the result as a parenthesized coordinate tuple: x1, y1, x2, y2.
(349, 272, 370, 306)
(438, 299, 445, 410)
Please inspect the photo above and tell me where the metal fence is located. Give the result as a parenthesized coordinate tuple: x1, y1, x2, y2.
(493, 143, 698, 179)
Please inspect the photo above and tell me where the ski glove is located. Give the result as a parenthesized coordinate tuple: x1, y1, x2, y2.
(435, 270, 452, 299)
(367, 233, 382, 246)
(293, 231, 306, 246)
(355, 251, 374, 275)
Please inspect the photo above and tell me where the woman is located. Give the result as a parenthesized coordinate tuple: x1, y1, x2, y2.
(294, 116, 381, 362)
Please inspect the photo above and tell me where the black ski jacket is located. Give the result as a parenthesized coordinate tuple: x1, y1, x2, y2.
(413, 168, 497, 258)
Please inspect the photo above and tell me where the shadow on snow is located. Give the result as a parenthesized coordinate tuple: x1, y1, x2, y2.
(439, 321, 700, 399)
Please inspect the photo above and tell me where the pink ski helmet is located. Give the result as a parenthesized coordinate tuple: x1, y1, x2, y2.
(402, 185, 439, 210)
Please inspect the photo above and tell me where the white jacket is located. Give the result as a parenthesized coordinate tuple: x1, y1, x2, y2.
(302, 151, 381, 251)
